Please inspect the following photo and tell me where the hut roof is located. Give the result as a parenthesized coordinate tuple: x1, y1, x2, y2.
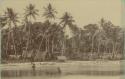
(57, 56, 67, 60)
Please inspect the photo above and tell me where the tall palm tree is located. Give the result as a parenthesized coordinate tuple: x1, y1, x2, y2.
(0, 15, 7, 59)
(60, 12, 75, 55)
(43, 3, 57, 21)
(60, 12, 74, 29)
(4, 8, 19, 56)
(24, 4, 39, 22)
(24, 4, 38, 54)
(39, 3, 57, 59)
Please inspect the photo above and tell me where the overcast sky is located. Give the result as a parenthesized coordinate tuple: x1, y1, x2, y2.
(0, 0, 122, 26)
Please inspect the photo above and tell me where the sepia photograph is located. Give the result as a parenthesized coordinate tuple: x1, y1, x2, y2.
(0, 0, 125, 79)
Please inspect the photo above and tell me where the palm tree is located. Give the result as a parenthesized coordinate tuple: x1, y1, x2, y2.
(24, 4, 38, 54)
(0, 15, 8, 59)
(60, 12, 74, 29)
(43, 3, 57, 21)
(4, 8, 19, 56)
(60, 12, 75, 55)
(38, 3, 57, 59)
(24, 4, 39, 22)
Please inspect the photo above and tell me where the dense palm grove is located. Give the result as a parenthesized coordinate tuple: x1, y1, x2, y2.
(0, 3, 124, 62)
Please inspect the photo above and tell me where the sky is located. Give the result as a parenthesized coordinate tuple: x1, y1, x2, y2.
(0, 0, 122, 27)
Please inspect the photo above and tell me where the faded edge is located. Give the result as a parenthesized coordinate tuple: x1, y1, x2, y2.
(121, 0, 125, 79)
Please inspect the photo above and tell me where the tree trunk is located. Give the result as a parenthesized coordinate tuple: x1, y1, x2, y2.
(48, 38, 50, 58)
(13, 22, 18, 56)
(5, 28, 11, 58)
(91, 36, 94, 53)
(26, 22, 31, 54)
(45, 37, 49, 60)
(112, 42, 116, 59)
(62, 23, 66, 56)
(11, 29, 17, 56)
(61, 39, 64, 56)
(38, 36, 44, 52)
(97, 40, 100, 58)
(51, 38, 54, 55)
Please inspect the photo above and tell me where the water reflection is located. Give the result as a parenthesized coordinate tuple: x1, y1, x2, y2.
(1, 68, 123, 78)
(2, 69, 60, 77)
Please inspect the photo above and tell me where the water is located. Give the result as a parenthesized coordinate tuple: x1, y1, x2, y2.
(2, 74, 121, 79)
(1, 61, 123, 79)
(1, 68, 122, 79)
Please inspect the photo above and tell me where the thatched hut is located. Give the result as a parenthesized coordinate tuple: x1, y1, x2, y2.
(34, 51, 47, 61)
(57, 56, 67, 62)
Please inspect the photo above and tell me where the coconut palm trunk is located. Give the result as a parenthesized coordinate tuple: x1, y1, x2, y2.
(6, 23, 17, 56)
(91, 36, 94, 53)
(51, 38, 54, 56)
(112, 42, 116, 59)
(38, 37, 44, 52)
(62, 23, 66, 56)
(26, 22, 31, 53)
(11, 28, 17, 56)
(45, 37, 49, 59)
(5, 27, 11, 58)
(24, 4, 39, 60)
(97, 40, 100, 58)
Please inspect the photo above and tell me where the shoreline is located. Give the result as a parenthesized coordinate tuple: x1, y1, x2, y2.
(1, 60, 122, 71)
(1, 60, 124, 77)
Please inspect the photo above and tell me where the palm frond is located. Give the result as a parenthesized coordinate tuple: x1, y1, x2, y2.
(4, 8, 19, 27)
(24, 4, 39, 21)
(43, 3, 57, 19)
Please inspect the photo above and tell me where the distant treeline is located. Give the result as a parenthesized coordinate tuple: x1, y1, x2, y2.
(0, 3, 124, 61)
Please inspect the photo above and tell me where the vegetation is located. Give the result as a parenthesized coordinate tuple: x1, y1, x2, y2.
(0, 3, 124, 62)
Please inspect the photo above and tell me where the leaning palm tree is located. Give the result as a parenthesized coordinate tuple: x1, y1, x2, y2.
(60, 12, 75, 55)
(24, 4, 38, 54)
(4, 8, 19, 56)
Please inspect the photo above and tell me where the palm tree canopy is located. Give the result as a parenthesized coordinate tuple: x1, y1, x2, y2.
(24, 4, 39, 21)
(60, 12, 75, 28)
(5, 8, 19, 25)
(43, 3, 57, 19)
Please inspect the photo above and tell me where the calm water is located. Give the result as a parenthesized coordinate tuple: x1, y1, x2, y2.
(1, 61, 124, 79)
(2, 75, 121, 79)
(1, 68, 123, 79)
